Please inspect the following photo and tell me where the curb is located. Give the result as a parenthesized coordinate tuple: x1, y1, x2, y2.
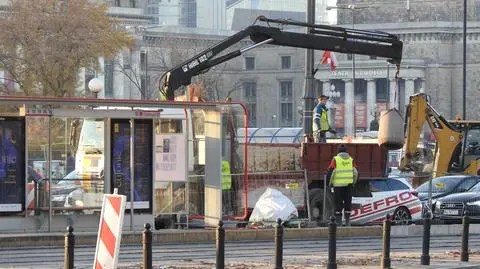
(0, 224, 477, 247)
(0, 226, 382, 247)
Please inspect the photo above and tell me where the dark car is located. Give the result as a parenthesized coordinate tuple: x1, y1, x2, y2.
(416, 175, 480, 202)
(434, 181, 480, 223)
(416, 175, 480, 216)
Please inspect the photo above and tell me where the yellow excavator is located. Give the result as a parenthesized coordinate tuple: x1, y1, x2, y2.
(400, 93, 480, 178)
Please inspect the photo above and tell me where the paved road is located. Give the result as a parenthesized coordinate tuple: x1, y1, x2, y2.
(0, 235, 478, 268)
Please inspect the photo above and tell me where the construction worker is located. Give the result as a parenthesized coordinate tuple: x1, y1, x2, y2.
(312, 94, 335, 143)
(326, 144, 358, 226)
(221, 160, 233, 214)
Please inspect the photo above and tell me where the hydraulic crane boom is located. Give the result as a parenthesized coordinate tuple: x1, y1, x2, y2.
(160, 17, 403, 100)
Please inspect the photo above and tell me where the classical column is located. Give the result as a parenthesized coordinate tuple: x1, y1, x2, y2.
(344, 79, 354, 136)
(366, 79, 376, 131)
(389, 79, 397, 109)
(405, 79, 415, 105)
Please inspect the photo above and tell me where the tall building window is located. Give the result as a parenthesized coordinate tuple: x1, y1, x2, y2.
(281, 103, 293, 125)
(245, 57, 255, 70)
(280, 81, 293, 101)
(281, 56, 291, 69)
(243, 81, 256, 99)
(347, 54, 353, 60)
(280, 81, 293, 126)
(243, 81, 257, 127)
(246, 103, 257, 127)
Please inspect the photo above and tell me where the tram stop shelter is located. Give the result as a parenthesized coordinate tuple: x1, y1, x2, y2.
(0, 96, 248, 232)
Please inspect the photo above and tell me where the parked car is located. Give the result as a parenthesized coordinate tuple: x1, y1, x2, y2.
(51, 170, 104, 213)
(434, 181, 480, 223)
(416, 175, 480, 216)
(350, 177, 422, 225)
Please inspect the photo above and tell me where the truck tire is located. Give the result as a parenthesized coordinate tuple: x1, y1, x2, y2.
(309, 188, 334, 221)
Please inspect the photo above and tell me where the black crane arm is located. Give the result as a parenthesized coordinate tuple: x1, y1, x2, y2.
(160, 18, 403, 100)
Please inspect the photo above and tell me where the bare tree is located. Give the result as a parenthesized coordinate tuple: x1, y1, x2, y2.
(115, 36, 241, 101)
(0, 0, 133, 97)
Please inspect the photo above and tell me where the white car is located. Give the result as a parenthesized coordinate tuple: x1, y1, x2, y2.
(350, 177, 422, 225)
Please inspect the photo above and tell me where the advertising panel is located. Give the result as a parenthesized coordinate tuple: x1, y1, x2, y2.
(111, 119, 152, 211)
(154, 133, 187, 182)
(0, 117, 25, 212)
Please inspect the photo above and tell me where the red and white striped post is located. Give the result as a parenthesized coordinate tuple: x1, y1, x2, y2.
(93, 189, 126, 269)
(26, 182, 36, 216)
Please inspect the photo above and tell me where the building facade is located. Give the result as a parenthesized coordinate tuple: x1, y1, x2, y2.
(319, 0, 480, 135)
(99, 0, 480, 136)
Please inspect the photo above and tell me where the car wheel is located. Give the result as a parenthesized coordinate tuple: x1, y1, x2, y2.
(393, 206, 411, 225)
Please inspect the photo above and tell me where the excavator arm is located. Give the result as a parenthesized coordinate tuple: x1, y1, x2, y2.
(400, 93, 463, 177)
(160, 17, 403, 100)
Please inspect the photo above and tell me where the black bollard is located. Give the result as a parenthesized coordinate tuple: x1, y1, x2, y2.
(381, 214, 392, 269)
(216, 220, 225, 269)
(143, 223, 153, 269)
(64, 225, 75, 269)
(327, 215, 337, 269)
(274, 218, 284, 269)
(420, 212, 431, 265)
(461, 213, 470, 262)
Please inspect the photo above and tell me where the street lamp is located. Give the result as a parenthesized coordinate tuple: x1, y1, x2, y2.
(88, 77, 104, 99)
(272, 114, 278, 127)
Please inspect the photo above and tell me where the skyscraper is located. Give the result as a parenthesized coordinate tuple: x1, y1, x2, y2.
(197, 0, 226, 29)
(146, 0, 180, 25)
(226, 0, 330, 30)
(179, 0, 197, 28)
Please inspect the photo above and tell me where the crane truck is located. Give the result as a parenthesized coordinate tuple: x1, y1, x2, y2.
(158, 16, 405, 225)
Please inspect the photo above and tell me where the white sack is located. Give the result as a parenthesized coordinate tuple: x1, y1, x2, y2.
(249, 187, 298, 222)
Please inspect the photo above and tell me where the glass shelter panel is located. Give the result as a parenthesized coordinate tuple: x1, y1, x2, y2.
(50, 117, 105, 215)
(111, 119, 153, 213)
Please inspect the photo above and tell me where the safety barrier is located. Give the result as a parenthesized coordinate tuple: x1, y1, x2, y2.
(62, 215, 474, 269)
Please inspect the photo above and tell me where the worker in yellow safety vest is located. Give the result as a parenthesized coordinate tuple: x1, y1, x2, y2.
(312, 95, 336, 143)
(326, 144, 358, 226)
(221, 160, 233, 215)
(221, 160, 232, 190)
